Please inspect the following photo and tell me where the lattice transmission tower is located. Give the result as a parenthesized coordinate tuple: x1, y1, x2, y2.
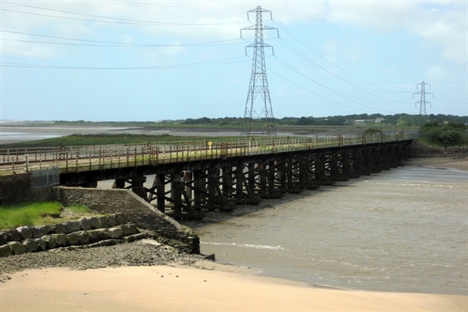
(240, 6, 279, 137)
(413, 81, 434, 115)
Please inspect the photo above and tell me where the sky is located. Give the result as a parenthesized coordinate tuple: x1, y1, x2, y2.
(0, 0, 467, 122)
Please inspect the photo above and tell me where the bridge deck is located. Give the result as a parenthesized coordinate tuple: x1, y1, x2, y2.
(0, 132, 415, 176)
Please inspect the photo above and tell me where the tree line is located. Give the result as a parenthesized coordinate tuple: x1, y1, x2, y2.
(182, 114, 468, 127)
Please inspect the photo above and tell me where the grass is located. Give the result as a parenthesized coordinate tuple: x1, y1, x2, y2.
(1, 134, 235, 148)
(0, 202, 91, 230)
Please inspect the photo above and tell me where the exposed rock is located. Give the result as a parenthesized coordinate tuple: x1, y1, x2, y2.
(87, 230, 100, 244)
(34, 238, 46, 251)
(31, 225, 52, 238)
(63, 221, 81, 234)
(52, 223, 67, 234)
(79, 217, 92, 231)
(97, 216, 108, 228)
(65, 232, 81, 246)
(94, 228, 111, 241)
(16, 226, 32, 240)
(2, 230, 21, 242)
(53, 233, 68, 247)
(0, 244, 12, 257)
(23, 238, 38, 253)
(9, 242, 26, 255)
(107, 227, 123, 239)
(0, 233, 6, 246)
(77, 231, 90, 245)
(120, 224, 138, 236)
(124, 233, 150, 243)
(88, 217, 100, 229)
(42, 235, 57, 249)
(107, 215, 118, 227)
(115, 214, 127, 225)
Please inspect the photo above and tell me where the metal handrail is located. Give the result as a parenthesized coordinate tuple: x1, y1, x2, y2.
(0, 131, 417, 176)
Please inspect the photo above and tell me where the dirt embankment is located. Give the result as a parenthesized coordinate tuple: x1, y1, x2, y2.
(409, 140, 468, 160)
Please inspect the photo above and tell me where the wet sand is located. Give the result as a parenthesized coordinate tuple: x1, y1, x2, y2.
(1, 265, 466, 311)
(405, 157, 468, 171)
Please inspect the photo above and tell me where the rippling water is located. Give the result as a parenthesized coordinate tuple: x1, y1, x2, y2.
(183, 165, 467, 295)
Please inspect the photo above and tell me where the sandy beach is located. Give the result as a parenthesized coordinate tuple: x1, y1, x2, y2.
(1, 264, 466, 311)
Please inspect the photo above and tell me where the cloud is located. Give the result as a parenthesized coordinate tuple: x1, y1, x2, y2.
(1, 0, 465, 64)
(324, 1, 466, 63)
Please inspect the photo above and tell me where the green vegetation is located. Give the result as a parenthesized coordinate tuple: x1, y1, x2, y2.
(54, 113, 468, 128)
(0, 202, 91, 229)
(3, 134, 231, 148)
(68, 204, 91, 214)
(420, 121, 467, 147)
(363, 128, 383, 135)
(178, 114, 467, 127)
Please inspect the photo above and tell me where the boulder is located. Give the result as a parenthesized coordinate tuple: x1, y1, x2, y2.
(65, 232, 82, 245)
(52, 223, 67, 234)
(107, 226, 123, 239)
(34, 238, 47, 251)
(94, 228, 111, 241)
(87, 230, 100, 243)
(9, 241, 26, 255)
(107, 215, 118, 228)
(87, 217, 100, 229)
(115, 214, 127, 225)
(97, 216, 108, 228)
(52, 233, 68, 247)
(76, 231, 90, 245)
(2, 229, 21, 242)
(121, 224, 139, 236)
(127, 224, 138, 235)
(42, 235, 57, 249)
(79, 217, 92, 231)
(0, 244, 12, 257)
(64, 221, 81, 234)
(31, 225, 52, 238)
(23, 238, 38, 253)
(16, 226, 32, 239)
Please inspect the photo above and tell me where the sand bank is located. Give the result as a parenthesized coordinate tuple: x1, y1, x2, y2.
(1, 265, 465, 311)
(405, 157, 467, 171)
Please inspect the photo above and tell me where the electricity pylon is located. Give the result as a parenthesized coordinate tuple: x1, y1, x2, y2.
(240, 6, 279, 137)
(413, 81, 434, 115)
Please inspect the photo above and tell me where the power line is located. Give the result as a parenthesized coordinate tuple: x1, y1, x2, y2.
(0, 56, 249, 70)
(1, 30, 243, 48)
(272, 36, 407, 103)
(271, 56, 401, 114)
(273, 21, 411, 94)
(1, 1, 248, 26)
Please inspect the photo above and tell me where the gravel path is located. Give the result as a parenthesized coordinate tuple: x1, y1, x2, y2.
(0, 240, 202, 275)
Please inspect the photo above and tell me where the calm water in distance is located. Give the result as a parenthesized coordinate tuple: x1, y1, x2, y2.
(183, 165, 467, 295)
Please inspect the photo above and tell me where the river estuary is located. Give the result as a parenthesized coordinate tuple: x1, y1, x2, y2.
(183, 165, 467, 295)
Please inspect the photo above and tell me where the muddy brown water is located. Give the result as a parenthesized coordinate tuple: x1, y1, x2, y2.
(182, 165, 467, 295)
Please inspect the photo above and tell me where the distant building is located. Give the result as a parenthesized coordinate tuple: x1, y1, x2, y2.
(354, 118, 385, 124)
(354, 119, 374, 124)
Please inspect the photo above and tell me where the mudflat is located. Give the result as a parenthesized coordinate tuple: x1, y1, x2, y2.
(405, 157, 467, 171)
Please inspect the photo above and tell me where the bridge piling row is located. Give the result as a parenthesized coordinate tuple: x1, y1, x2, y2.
(116, 143, 409, 219)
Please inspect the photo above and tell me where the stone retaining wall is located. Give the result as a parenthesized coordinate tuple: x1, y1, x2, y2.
(51, 187, 199, 254)
(0, 173, 32, 205)
(0, 214, 147, 257)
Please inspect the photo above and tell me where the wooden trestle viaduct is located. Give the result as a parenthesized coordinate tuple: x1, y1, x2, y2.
(0, 132, 415, 219)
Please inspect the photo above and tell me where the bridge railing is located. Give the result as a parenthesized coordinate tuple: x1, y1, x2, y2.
(0, 131, 417, 175)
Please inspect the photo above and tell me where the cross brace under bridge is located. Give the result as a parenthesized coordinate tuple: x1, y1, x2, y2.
(0, 133, 414, 219)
